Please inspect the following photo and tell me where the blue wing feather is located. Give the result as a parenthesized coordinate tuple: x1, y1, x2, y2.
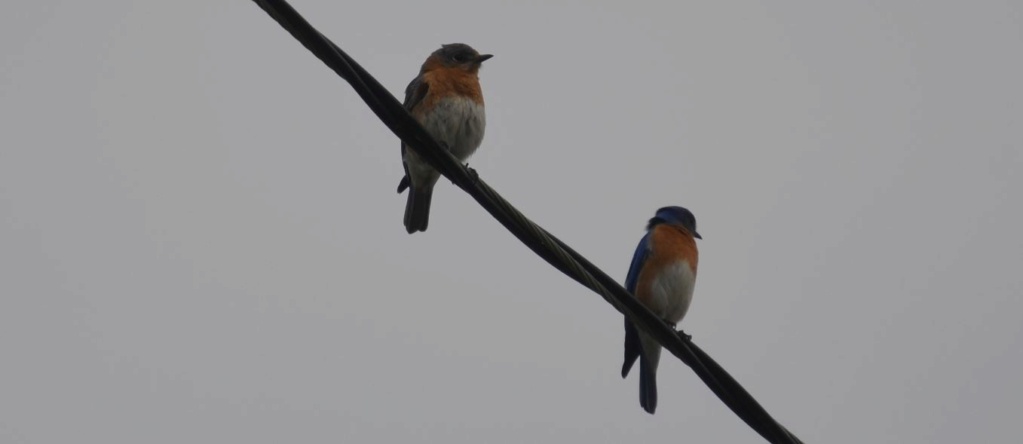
(622, 231, 652, 380)
(625, 231, 652, 294)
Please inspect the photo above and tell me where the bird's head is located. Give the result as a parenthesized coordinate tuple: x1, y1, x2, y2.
(425, 43, 493, 73)
(648, 206, 701, 239)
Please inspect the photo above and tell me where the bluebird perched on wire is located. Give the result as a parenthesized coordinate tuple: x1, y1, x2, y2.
(396, 43, 492, 233)
(621, 206, 701, 414)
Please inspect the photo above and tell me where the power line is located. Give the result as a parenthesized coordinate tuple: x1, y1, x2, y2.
(249, 1, 803, 442)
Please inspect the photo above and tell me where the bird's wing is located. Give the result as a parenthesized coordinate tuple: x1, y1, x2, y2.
(403, 74, 429, 110)
(622, 231, 652, 378)
(398, 75, 430, 193)
(401, 75, 429, 159)
(625, 231, 652, 294)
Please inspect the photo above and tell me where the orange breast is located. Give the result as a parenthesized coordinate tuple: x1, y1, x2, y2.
(419, 67, 485, 112)
(635, 224, 699, 308)
(653, 224, 698, 270)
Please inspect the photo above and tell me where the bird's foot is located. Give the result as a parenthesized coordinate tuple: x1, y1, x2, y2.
(465, 164, 480, 185)
(676, 329, 692, 342)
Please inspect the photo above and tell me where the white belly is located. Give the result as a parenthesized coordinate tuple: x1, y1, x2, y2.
(648, 260, 696, 323)
(418, 96, 486, 161)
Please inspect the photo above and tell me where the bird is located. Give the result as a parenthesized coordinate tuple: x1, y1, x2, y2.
(396, 43, 492, 233)
(621, 206, 701, 414)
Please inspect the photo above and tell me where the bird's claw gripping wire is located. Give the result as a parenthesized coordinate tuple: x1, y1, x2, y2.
(466, 164, 480, 185)
(676, 329, 693, 342)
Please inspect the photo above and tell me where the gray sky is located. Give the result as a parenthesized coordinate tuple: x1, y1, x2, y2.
(2, 0, 1021, 442)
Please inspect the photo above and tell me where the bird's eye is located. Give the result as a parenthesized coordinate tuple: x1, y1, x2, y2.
(452, 54, 468, 63)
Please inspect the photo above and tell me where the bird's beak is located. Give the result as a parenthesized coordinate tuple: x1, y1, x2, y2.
(476, 54, 494, 63)
(693, 231, 703, 239)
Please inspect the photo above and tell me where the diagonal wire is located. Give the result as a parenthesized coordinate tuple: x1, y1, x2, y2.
(249, 1, 803, 442)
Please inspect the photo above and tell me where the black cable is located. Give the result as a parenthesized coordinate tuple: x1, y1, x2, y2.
(249, 1, 803, 442)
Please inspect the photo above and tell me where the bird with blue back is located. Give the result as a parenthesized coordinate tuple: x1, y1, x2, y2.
(621, 206, 701, 414)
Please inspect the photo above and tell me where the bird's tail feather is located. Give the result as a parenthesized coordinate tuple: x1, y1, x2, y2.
(639, 354, 659, 414)
(403, 187, 432, 234)
(639, 335, 661, 414)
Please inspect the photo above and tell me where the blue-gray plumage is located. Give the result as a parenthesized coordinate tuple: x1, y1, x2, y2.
(622, 206, 701, 414)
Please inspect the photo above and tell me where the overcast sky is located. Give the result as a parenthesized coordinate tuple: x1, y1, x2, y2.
(2, 1, 1021, 443)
